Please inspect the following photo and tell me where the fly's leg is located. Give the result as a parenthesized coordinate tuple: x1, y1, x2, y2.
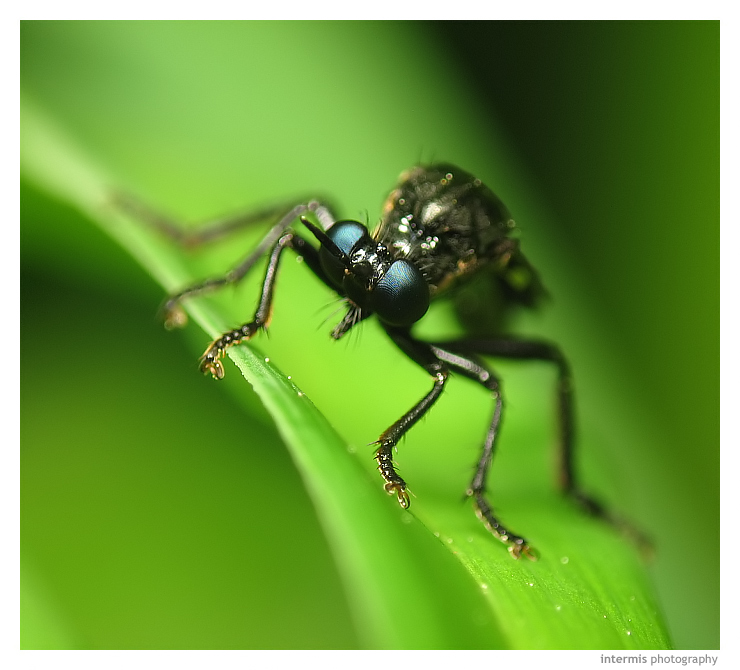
(378, 327, 534, 558)
(374, 327, 450, 510)
(199, 232, 336, 380)
(113, 194, 335, 328)
(435, 337, 652, 555)
(112, 192, 336, 248)
(374, 367, 448, 510)
(430, 345, 535, 559)
(161, 202, 333, 329)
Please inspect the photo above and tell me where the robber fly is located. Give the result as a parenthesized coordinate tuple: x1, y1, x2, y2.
(116, 163, 646, 559)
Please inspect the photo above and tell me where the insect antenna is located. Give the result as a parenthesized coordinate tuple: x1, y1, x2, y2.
(299, 216, 348, 268)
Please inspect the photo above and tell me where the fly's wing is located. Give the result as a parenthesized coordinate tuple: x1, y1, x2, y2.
(452, 246, 548, 336)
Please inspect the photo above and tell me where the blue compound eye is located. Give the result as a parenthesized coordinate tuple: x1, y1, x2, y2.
(319, 220, 368, 287)
(328, 220, 367, 255)
(371, 259, 430, 326)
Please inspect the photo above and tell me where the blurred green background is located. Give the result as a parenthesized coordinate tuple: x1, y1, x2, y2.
(20, 21, 718, 649)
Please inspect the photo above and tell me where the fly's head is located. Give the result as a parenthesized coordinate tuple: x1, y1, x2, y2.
(300, 217, 430, 339)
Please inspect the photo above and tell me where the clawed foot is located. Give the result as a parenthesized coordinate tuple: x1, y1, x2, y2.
(471, 490, 537, 561)
(199, 343, 226, 379)
(163, 304, 188, 330)
(383, 481, 411, 509)
(507, 538, 537, 561)
(375, 445, 411, 509)
(196, 323, 260, 381)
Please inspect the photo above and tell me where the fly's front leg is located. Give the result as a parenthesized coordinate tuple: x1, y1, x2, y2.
(199, 232, 333, 380)
(374, 367, 448, 509)
(375, 327, 450, 510)
(197, 233, 287, 379)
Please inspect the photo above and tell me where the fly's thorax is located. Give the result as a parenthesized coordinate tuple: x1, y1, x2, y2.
(374, 164, 514, 292)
